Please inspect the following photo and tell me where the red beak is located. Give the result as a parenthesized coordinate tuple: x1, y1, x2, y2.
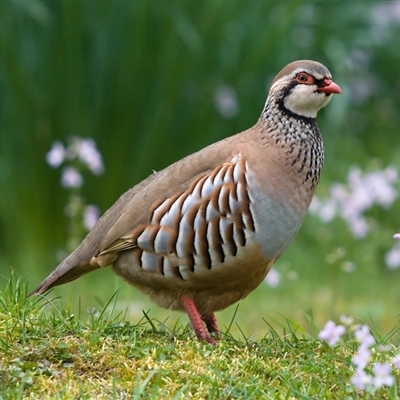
(317, 78, 342, 94)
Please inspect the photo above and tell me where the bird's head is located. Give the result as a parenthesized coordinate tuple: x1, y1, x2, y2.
(270, 60, 342, 119)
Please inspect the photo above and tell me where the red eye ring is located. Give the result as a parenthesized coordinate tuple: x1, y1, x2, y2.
(295, 72, 314, 85)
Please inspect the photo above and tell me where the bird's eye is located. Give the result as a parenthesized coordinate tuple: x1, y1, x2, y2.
(295, 73, 314, 84)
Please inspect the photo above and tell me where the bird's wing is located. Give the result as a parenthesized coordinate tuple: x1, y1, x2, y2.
(95, 152, 256, 281)
(28, 130, 254, 295)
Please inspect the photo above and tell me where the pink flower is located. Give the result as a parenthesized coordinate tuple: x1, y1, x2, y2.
(385, 246, 400, 270)
(214, 85, 239, 119)
(353, 348, 371, 370)
(61, 166, 83, 189)
(309, 166, 398, 239)
(78, 138, 104, 175)
(46, 141, 65, 168)
(339, 315, 354, 327)
(354, 325, 375, 349)
(264, 269, 281, 287)
(372, 363, 394, 388)
(83, 205, 100, 230)
(351, 369, 372, 390)
(319, 321, 346, 346)
(64, 136, 104, 175)
(392, 353, 400, 368)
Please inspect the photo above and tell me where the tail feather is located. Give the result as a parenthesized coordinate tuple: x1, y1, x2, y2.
(28, 173, 152, 297)
(28, 259, 101, 296)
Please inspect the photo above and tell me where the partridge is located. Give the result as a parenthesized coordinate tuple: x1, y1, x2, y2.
(29, 60, 342, 344)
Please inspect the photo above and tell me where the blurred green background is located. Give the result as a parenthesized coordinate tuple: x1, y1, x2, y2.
(1, 0, 399, 339)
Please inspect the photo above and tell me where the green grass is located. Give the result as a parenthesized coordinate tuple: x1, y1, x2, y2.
(1, 273, 399, 399)
(1, 3, 399, 397)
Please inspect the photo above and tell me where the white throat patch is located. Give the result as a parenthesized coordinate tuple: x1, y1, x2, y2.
(283, 85, 333, 118)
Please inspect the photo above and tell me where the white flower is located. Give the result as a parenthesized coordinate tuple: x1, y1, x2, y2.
(83, 205, 100, 230)
(351, 369, 373, 390)
(310, 166, 398, 240)
(61, 166, 83, 189)
(346, 167, 373, 213)
(46, 141, 65, 168)
(385, 245, 400, 270)
(77, 138, 104, 175)
(64, 136, 104, 175)
(317, 197, 337, 222)
(372, 363, 394, 388)
(214, 85, 239, 119)
(384, 234, 400, 270)
(378, 344, 391, 352)
(364, 168, 396, 207)
(353, 348, 371, 370)
(339, 315, 354, 327)
(348, 215, 370, 239)
(354, 325, 375, 349)
(319, 321, 346, 346)
(264, 269, 280, 287)
(392, 353, 400, 368)
(341, 261, 356, 273)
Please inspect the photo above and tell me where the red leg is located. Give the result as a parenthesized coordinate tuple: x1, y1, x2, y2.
(201, 313, 220, 337)
(180, 296, 217, 345)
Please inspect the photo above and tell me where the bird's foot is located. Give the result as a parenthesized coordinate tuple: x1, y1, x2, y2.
(181, 296, 219, 345)
(201, 313, 220, 338)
